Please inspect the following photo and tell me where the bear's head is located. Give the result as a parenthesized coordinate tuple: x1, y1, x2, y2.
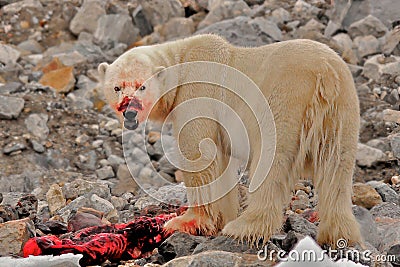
(98, 51, 168, 130)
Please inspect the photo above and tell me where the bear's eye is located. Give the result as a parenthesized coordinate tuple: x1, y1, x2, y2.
(114, 86, 121, 92)
(139, 85, 146, 91)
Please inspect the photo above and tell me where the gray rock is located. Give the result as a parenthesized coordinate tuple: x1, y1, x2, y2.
(17, 39, 44, 54)
(158, 155, 177, 175)
(368, 181, 400, 205)
(46, 184, 66, 215)
(0, 44, 20, 66)
(284, 214, 318, 238)
(363, 55, 400, 81)
(159, 17, 195, 41)
(67, 94, 94, 110)
(3, 142, 26, 155)
(384, 88, 400, 105)
(62, 178, 110, 200)
(69, 0, 106, 35)
(110, 196, 127, 211)
(343, 0, 400, 28)
(159, 232, 207, 261)
(1, 0, 42, 13)
(197, 0, 251, 29)
(76, 150, 97, 171)
(366, 137, 390, 152)
(57, 196, 87, 219)
(370, 202, 400, 219)
(0, 218, 34, 257)
(24, 113, 49, 140)
(348, 15, 387, 38)
(193, 235, 256, 254)
(112, 164, 138, 196)
(29, 139, 45, 153)
(292, 0, 321, 20)
(46, 149, 70, 169)
(250, 17, 282, 42)
(75, 134, 90, 145)
(354, 35, 380, 58)
(139, 0, 184, 27)
(196, 16, 275, 47)
(356, 143, 387, 167)
(96, 166, 115, 179)
(391, 133, 400, 158)
(352, 205, 381, 249)
(89, 194, 115, 214)
(107, 155, 125, 171)
(324, 0, 352, 37)
(132, 4, 153, 37)
(94, 14, 139, 48)
(0, 95, 24, 119)
(56, 51, 87, 66)
(0, 82, 22, 94)
(76, 75, 97, 92)
(270, 8, 291, 25)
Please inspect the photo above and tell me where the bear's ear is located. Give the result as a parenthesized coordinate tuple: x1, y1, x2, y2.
(153, 66, 165, 78)
(98, 62, 109, 81)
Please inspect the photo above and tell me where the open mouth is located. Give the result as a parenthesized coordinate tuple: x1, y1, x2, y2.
(117, 96, 143, 130)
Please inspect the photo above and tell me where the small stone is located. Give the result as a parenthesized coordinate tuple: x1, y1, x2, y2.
(69, 0, 106, 35)
(104, 119, 120, 132)
(354, 35, 380, 58)
(112, 164, 138, 196)
(383, 109, 400, 124)
(348, 15, 388, 38)
(75, 134, 90, 145)
(46, 184, 66, 215)
(291, 195, 311, 211)
(370, 202, 400, 219)
(30, 139, 45, 153)
(352, 205, 380, 248)
(368, 181, 400, 205)
(271, 7, 291, 25)
(110, 196, 127, 211)
(159, 232, 206, 261)
(392, 175, 400, 185)
(366, 137, 390, 152)
(284, 214, 318, 238)
(391, 134, 400, 159)
(39, 66, 75, 93)
(24, 113, 49, 140)
(352, 183, 383, 209)
(67, 208, 104, 232)
(139, 0, 184, 27)
(89, 194, 115, 214)
(0, 96, 24, 119)
(384, 89, 400, 105)
(94, 14, 139, 48)
(96, 166, 115, 179)
(92, 140, 103, 148)
(0, 82, 23, 94)
(131, 4, 153, 37)
(3, 142, 26, 155)
(0, 44, 20, 66)
(17, 39, 43, 54)
(0, 218, 34, 256)
(62, 178, 110, 200)
(197, 0, 250, 29)
(1, 0, 43, 13)
(356, 143, 387, 167)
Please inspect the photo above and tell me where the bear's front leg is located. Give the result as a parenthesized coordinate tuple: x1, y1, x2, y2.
(164, 119, 240, 236)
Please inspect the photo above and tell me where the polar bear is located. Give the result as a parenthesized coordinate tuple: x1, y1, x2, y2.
(98, 34, 362, 247)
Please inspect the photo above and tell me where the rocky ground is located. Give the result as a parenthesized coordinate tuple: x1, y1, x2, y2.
(0, 0, 400, 266)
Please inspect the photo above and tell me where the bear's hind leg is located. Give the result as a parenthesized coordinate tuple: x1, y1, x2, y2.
(222, 156, 292, 245)
(315, 124, 362, 247)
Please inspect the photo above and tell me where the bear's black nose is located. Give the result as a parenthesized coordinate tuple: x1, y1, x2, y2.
(123, 110, 137, 120)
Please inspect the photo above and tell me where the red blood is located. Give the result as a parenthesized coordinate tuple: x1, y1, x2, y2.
(117, 96, 143, 113)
